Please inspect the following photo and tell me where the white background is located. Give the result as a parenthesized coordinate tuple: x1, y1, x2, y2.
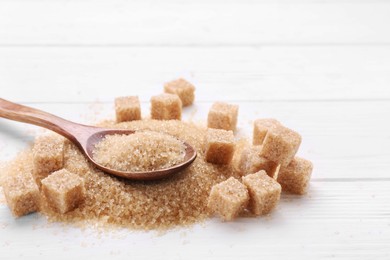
(1, 0, 390, 259)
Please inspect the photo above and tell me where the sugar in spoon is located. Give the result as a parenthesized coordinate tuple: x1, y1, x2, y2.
(0, 98, 197, 181)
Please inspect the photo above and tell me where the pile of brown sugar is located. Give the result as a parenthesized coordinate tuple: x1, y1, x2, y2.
(92, 131, 186, 172)
(1, 79, 312, 230)
(2, 119, 239, 230)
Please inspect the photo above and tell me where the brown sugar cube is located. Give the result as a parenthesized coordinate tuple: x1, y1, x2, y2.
(164, 78, 195, 106)
(41, 169, 85, 214)
(277, 157, 313, 195)
(260, 125, 301, 167)
(205, 128, 235, 165)
(32, 134, 65, 186)
(150, 93, 182, 120)
(238, 146, 280, 179)
(207, 102, 239, 131)
(253, 118, 281, 145)
(207, 177, 249, 221)
(242, 170, 281, 216)
(115, 96, 141, 122)
(2, 172, 40, 217)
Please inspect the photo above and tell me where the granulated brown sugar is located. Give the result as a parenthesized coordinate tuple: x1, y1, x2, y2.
(92, 131, 186, 172)
(2, 120, 240, 230)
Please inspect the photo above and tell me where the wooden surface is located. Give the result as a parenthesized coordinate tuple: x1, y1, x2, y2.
(0, 0, 389, 259)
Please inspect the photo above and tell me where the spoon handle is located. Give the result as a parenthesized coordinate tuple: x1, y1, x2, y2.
(0, 98, 85, 143)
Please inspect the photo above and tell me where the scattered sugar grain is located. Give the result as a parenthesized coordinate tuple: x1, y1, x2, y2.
(81, 101, 105, 124)
(0, 188, 5, 204)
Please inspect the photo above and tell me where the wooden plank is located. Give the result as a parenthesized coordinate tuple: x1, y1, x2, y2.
(0, 181, 389, 259)
(1, 46, 390, 102)
(1, 101, 389, 179)
(0, 1, 390, 45)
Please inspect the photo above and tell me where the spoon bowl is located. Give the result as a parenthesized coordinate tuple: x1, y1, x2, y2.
(84, 129, 197, 180)
(0, 98, 197, 181)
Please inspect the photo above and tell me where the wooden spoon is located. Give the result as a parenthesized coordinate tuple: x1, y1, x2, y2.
(0, 98, 197, 181)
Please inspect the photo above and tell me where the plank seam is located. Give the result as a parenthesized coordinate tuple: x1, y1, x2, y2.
(1, 43, 390, 48)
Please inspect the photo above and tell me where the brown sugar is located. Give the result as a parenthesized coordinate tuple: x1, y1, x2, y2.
(151, 93, 182, 120)
(32, 134, 65, 186)
(207, 102, 239, 131)
(1, 120, 241, 229)
(207, 177, 249, 221)
(277, 157, 313, 195)
(238, 145, 279, 178)
(0, 100, 311, 229)
(260, 125, 301, 167)
(92, 131, 186, 172)
(253, 118, 281, 145)
(242, 171, 281, 216)
(204, 128, 235, 165)
(41, 169, 85, 214)
(2, 171, 40, 217)
(115, 96, 141, 122)
(164, 78, 195, 106)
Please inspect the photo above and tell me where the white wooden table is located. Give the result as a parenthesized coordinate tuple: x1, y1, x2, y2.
(0, 1, 389, 259)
